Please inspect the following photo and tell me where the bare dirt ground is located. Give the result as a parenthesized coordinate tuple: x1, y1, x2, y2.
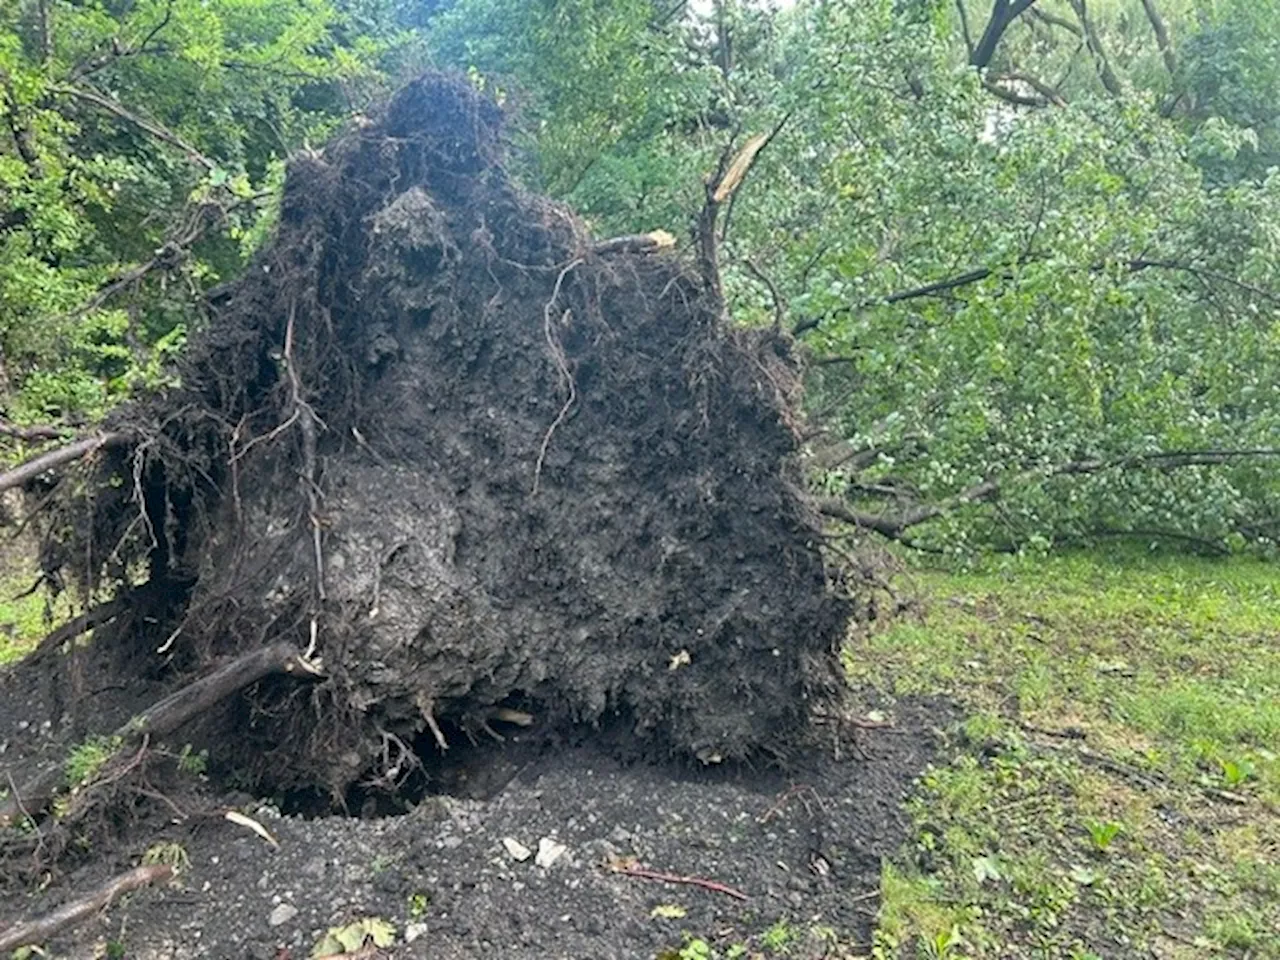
(0, 665, 947, 959)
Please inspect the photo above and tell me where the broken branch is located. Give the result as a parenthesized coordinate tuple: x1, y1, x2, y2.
(0, 432, 129, 495)
(819, 449, 1280, 540)
(56, 84, 215, 169)
(0, 863, 174, 953)
(0, 642, 320, 827)
(0, 419, 72, 443)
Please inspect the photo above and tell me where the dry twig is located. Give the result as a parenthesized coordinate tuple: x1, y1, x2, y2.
(609, 862, 748, 901)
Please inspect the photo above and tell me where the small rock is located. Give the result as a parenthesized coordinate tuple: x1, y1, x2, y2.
(268, 903, 298, 927)
(405, 922, 429, 943)
(300, 856, 326, 879)
(536, 837, 567, 869)
(442, 834, 463, 849)
(502, 837, 532, 862)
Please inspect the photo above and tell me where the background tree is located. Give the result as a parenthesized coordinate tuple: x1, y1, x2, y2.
(0, 0, 398, 423)
(4, 0, 1278, 554)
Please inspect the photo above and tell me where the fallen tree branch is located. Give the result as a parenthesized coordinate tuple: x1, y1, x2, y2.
(592, 231, 676, 256)
(0, 642, 321, 827)
(819, 449, 1280, 539)
(0, 863, 173, 953)
(793, 256, 1280, 337)
(0, 432, 129, 495)
(610, 863, 748, 901)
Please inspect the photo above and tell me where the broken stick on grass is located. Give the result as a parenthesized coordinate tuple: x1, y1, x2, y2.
(609, 862, 748, 901)
(0, 863, 173, 953)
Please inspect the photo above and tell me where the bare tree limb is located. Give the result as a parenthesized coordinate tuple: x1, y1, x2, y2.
(970, 0, 1041, 69)
(0, 642, 321, 828)
(955, 0, 975, 58)
(35, 0, 52, 63)
(0, 864, 174, 953)
(25, 597, 129, 665)
(698, 116, 788, 301)
(794, 256, 1279, 338)
(1066, 0, 1123, 97)
(818, 449, 1280, 540)
(793, 267, 994, 336)
(0, 420, 72, 443)
(0, 433, 130, 496)
(1140, 0, 1177, 77)
(991, 71, 1068, 106)
(1, 72, 43, 179)
(742, 257, 786, 332)
(1028, 6, 1081, 36)
(70, 0, 176, 81)
(983, 77, 1047, 107)
(68, 192, 269, 319)
(56, 84, 215, 170)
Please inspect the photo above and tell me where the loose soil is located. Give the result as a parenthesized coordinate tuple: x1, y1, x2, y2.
(0, 662, 948, 958)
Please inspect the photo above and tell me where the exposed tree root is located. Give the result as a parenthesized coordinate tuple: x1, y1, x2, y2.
(24, 596, 128, 665)
(0, 432, 129, 495)
(0, 642, 321, 828)
(0, 863, 173, 953)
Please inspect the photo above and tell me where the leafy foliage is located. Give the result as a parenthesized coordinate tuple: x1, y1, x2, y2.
(2, 0, 1277, 553)
(424, 0, 1280, 552)
(0, 0, 396, 422)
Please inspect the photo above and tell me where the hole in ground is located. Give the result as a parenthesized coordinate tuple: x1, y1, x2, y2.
(278, 698, 554, 818)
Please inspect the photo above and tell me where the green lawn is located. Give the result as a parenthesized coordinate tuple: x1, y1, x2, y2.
(855, 550, 1280, 959)
(0, 561, 64, 665)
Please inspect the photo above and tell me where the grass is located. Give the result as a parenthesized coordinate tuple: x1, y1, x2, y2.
(853, 548, 1280, 959)
(0, 560, 72, 665)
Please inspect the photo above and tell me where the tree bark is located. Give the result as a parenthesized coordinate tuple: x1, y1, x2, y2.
(970, 0, 1041, 69)
(1067, 0, 1123, 97)
(1139, 0, 1177, 79)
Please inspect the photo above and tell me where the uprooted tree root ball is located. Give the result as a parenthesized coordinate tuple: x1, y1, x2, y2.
(23, 74, 854, 816)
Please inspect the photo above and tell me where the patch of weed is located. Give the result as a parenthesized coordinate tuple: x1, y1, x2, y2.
(856, 549, 1280, 958)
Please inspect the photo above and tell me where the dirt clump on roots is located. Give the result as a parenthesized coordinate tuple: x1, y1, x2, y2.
(22, 73, 853, 817)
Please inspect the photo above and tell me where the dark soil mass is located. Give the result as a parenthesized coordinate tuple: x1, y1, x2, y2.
(31, 73, 852, 807)
(0, 665, 946, 958)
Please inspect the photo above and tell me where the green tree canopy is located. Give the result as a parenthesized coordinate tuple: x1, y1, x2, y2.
(3, 0, 1278, 554)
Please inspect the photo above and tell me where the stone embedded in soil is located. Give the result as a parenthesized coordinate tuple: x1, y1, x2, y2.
(535, 837, 567, 868)
(267, 903, 298, 927)
(502, 838, 532, 862)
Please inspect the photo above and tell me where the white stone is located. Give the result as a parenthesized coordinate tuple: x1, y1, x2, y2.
(405, 922, 429, 943)
(502, 837, 532, 862)
(536, 837, 567, 869)
(268, 903, 298, 927)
